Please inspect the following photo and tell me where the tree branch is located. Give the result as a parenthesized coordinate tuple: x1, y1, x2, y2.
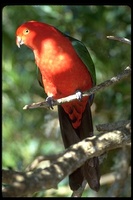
(96, 120, 131, 132)
(2, 121, 131, 197)
(23, 66, 131, 110)
(106, 36, 131, 45)
(71, 180, 87, 197)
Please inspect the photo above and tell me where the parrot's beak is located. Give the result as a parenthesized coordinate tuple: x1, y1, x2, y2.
(16, 36, 24, 48)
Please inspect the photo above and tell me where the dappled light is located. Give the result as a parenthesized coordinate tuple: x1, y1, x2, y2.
(2, 5, 131, 197)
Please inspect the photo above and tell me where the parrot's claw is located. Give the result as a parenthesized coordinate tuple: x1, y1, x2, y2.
(75, 90, 82, 101)
(46, 96, 54, 109)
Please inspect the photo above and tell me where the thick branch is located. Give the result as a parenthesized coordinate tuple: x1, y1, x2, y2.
(2, 121, 131, 197)
(23, 66, 131, 110)
(22, 121, 130, 172)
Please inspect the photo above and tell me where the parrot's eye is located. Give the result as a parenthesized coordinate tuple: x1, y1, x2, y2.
(23, 29, 30, 35)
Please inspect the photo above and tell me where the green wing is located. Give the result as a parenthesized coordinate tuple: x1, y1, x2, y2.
(66, 35, 96, 86)
(55, 27, 96, 85)
(37, 67, 47, 98)
(37, 67, 44, 88)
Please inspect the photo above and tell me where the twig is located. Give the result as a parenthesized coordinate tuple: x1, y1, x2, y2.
(2, 121, 131, 197)
(107, 36, 131, 45)
(23, 66, 131, 110)
(71, 180, 87, 197)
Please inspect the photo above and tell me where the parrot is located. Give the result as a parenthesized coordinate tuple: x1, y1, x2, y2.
(16, 21, 100, 192)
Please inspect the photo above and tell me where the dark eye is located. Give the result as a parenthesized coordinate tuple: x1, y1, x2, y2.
(23, 29, 30, 35)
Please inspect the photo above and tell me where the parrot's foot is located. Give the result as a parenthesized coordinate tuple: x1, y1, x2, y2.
(46, 96, 54, 109)
(75, 90, 82, 101)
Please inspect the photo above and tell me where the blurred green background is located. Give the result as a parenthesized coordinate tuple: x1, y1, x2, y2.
(2, 5, 131, 197)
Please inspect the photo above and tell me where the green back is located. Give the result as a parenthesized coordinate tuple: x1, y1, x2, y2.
(54, 27, 96, 85)
(65, 35, 96, 86)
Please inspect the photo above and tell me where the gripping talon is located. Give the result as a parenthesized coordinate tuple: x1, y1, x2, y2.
(46, 96, 54, 109)
(75, 90, 82, 101)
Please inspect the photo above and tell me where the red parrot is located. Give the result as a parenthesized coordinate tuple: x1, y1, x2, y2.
(16, 21, 100, 192)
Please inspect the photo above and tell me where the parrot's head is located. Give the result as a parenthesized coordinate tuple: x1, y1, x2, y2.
(16, 21, 35, 48)
(16, 20, 46, 49)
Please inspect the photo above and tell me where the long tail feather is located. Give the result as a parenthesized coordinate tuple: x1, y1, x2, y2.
(58, 102, 100, 191)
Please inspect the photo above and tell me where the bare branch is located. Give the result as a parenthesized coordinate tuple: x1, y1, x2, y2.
(2, 121, 131, 197)
(23, 66, 131, 110)
(96, 120, 131, 132)
(71, 180, 87, 197)
(24, 120, 130, 172)
(107, 36, 131, 45)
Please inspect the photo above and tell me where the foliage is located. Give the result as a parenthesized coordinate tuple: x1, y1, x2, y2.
(2, 5, 131, 197)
